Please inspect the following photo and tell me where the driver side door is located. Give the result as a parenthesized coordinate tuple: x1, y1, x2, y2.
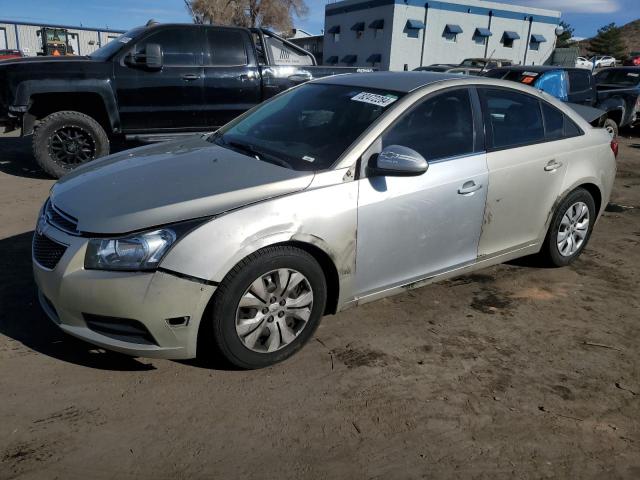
(355, 87, 489, 298)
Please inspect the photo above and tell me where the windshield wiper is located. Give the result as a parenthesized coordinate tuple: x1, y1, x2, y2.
(215, 137, 293, 169)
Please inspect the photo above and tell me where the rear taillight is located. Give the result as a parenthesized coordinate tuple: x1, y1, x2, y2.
(611, 139, 619, 158)
(634, 57, 640, 66)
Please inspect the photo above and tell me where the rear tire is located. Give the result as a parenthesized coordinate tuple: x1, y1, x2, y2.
(209, 246, 327, 369)
(538, 188, 596, 267)
(33, 111, 110, 178)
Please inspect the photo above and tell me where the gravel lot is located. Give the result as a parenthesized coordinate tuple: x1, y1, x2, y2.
(1, 134, 639, 479)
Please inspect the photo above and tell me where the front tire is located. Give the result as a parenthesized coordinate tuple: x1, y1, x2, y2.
(209, 246, 327, 369)
(33, 111, 110, 178)
(539, 188, 596, 267)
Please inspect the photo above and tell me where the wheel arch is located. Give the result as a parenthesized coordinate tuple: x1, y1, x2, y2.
(15, 80, 120, 135)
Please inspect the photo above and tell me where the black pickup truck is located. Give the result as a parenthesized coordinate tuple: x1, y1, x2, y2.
(0, 23, 371, 177)
(485, 66, 640, 138)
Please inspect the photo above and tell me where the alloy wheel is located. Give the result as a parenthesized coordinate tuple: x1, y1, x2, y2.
(557, 201, 590, 257)
(48, 126, 97, 168)
(235, 269, 313, 353)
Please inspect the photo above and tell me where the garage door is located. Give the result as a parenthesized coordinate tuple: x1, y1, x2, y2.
(0, 28, 7, 50)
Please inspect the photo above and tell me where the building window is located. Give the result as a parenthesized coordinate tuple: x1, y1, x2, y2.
(473, 28, 492, 46)
(405, 19, 425, 39)
(502, 31, 520, 48)
(529, 34, 547, 52)
(367, 53, 381, 66)
(328, 25, 340, 42)
(443, 24, 463, 43)
(351, 22, 365, 39)
(341, 54, 357, 65)
(369, 19, 384, 38)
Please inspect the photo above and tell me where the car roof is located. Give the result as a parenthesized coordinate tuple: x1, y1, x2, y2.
(314, 71, 468, 93)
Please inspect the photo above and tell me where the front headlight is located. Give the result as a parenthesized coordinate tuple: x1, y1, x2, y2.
(84, 219, 209, 271)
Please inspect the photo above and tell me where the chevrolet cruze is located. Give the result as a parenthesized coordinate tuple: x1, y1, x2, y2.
(33, 73, 617, 369)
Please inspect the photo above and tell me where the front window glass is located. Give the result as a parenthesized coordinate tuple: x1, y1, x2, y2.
(89, 27, 145, 60)
(382, 89, 475, 161)
(134, 28, 201, 66)
(212, 84, 404, 171)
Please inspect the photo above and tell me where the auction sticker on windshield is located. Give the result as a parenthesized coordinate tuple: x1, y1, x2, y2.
(351, 92, 398, 107)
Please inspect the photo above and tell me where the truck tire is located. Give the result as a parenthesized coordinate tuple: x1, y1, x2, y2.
(33, 111, 110, 178)
(603, 118, 619, 139)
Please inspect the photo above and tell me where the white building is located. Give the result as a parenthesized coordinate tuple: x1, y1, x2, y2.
(0, 20, 125, 56)
(323, 0, 562, 70)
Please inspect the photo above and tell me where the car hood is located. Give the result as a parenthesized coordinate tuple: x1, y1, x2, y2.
(50, 136, 315, 234)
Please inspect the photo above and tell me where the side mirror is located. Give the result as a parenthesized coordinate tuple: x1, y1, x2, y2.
(367, 145, 428, 177)
(125, 43, 163, 70)
(144, 43, 163, 70)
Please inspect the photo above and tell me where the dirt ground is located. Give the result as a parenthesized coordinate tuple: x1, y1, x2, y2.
(1, 133, 639, 480)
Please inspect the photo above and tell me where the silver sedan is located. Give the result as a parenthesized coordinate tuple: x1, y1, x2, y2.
(33, 72, 617, 369)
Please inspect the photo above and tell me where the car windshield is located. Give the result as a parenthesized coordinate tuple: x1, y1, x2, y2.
(89, 27, 145, 60)
(211, 83, 405, 171)
(595, 69, 640, 87)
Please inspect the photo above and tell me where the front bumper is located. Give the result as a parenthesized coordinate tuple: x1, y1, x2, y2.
(32, 223, 216, 360)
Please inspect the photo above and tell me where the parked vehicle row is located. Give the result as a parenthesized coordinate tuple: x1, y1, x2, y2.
(0, 22, 372, 178)
(32, 72, 617, 368)
(415, 57, 513, 76)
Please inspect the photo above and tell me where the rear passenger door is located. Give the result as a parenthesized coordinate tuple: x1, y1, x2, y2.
(202, 28, 261, 128)
(477, 87, 581, 257)
(567, 69, 595, 105)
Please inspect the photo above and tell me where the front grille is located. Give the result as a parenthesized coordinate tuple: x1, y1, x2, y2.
(32, 233, 68, 270)
(83, 314, 158, 346)
(45, 200, 79, 235)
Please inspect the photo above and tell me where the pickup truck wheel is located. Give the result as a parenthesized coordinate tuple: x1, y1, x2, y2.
(604, 118, 619, 139)
(33, 111, 110, 178)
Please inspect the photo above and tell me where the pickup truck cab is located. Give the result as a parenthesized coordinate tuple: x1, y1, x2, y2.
(485, 66, 640, 137)
(0, 23, 371, 177)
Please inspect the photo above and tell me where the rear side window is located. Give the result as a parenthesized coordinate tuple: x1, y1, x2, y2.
(205, 29, 248, 66)
(568, 70, 591, 93)
(479, 88, 545, 149)
(135, 28, 202, 66)
(382, 88, 476, 161)
(264, 35, 314, 66)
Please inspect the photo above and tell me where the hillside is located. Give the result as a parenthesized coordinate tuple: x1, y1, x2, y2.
(576, 18, 640, 56)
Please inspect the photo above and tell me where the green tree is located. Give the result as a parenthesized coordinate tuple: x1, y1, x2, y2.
(556, 21, 574, 48)
(589, 23, 626, 58)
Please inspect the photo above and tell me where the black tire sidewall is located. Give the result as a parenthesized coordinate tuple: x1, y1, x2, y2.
(33, 111, 110, 178)
(546, 188, 596, 267)
(211, 247, 327, 369)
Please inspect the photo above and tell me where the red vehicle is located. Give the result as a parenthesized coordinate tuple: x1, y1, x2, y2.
(0, 49, 23, 61)
(624, 52, 640, 66)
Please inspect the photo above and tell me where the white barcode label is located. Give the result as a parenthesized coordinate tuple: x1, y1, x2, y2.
(351, 92, 398, 107)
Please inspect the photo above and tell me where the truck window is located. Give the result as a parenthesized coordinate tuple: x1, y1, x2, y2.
(205, 29, 248, 66)
(263, 35, 314, 66)
(135, 27, 201, 66)
(568, 70, 591, 93)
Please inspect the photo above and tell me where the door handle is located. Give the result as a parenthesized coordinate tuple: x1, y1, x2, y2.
(544, 159, 563, 172)
(458, 181, 483, 195)
(181, 74, 201, 81)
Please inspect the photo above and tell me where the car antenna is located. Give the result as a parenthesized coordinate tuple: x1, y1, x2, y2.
(481, 49, 496, 73)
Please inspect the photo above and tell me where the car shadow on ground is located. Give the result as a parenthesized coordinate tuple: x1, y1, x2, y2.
(0, 231, 157, 371)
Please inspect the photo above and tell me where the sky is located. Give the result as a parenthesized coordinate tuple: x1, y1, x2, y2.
(0, 0, 637, 38)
